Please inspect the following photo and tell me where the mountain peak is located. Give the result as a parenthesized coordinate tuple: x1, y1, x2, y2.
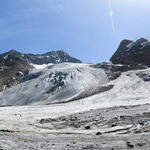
(24, 50, 81, 65)
(137, 37, 148, 41)
(9, 49, 19, 54)
(118, 39, 133, 49)
(127, 38, 148, 49)
(1, 49, 81, 65)
(110, 38, 150, 66)
(45, 50, 68, 56)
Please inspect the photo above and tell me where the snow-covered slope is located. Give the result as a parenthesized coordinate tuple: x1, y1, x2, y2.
(0, 62, 150, 107)
(79, 68, 150, 106)
(0, 63, 109, 106)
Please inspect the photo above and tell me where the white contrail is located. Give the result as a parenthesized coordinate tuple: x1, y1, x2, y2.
(108, 0, 115, 33)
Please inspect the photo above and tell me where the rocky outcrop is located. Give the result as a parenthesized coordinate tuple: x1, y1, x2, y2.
(110, 38, 150, 67)
(0, 50, 32, 91)
(24, 50, 81, 65)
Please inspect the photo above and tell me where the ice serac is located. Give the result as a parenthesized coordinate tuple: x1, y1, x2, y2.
(0, 63, 109, 106)
(110, 38, 150, 67)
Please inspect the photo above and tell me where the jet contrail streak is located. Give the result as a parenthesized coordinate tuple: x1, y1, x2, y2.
(108, 0, 115, 33)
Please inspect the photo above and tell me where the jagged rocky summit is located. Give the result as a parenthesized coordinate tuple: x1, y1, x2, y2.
(110, 38, 150, 67)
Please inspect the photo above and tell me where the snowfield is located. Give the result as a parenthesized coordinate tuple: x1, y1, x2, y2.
(30, 63, 54, 70)
(0, 62, 150, 107)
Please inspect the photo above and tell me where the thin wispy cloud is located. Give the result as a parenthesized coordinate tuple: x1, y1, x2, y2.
(108, 0, 115, 33)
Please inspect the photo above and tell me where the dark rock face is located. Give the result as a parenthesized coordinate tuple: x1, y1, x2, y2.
(0, 50, 29, 68)
(0, 50, 32, 91)
(0, 50, 81, 91)
(93, 38, 150, 81)
(136, 71, 150, 82)
(24, 50, 81, 65)
(111, 39, 133, 59)
(110, 38, 150, 67)
(93, 62, 147, 80)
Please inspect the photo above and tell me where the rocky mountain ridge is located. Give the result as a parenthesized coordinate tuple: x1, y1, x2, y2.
(0, 50, 81, 91)
(110, 38, 150, 66)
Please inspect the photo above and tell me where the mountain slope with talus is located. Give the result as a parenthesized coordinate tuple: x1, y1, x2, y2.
(0, 50, 32, 91)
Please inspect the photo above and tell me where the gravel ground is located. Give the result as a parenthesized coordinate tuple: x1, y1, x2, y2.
(0, 132, 150, 150)
(0, 104, 150, 150)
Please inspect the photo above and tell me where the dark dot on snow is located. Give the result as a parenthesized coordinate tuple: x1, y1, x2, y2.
(85, 125, 91, 130)
(126, 141, 134, 148)
(96, 132, 102, 135)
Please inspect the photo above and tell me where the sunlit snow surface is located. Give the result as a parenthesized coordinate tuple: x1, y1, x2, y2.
(31, 63, 54, 70)
(0, 63, 108, 105)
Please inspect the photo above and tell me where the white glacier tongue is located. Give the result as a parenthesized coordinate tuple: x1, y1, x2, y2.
(0, 62, 150, 108)
(0, 63, 109, 106)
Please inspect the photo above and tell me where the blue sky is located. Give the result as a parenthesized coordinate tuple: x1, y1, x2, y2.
(0, 0, 150, 63)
